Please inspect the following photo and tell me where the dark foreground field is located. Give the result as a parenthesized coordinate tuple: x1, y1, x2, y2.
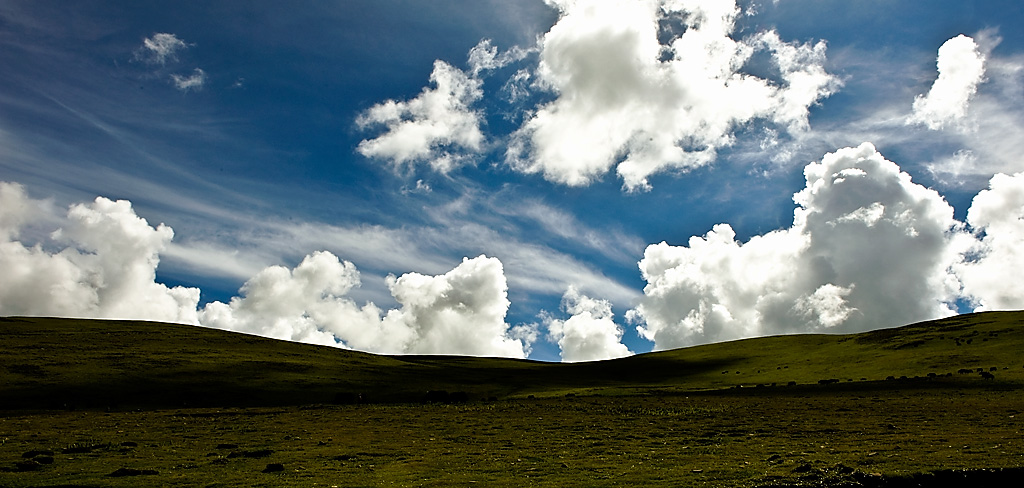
(2, 312, 1023, 487)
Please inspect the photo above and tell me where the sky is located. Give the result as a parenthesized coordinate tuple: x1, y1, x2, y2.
(1, 0, 1023, 362)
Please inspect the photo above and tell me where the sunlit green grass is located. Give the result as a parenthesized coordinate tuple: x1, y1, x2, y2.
(1, 312, 1023, 486)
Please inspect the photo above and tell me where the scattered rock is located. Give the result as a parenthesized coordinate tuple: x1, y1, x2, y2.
(759, 467, 1024, 488)
(834, 463, 855, 475)
(262, 463, 285, 473)
(14, 460, 42, 472)
(6, 364, 46, 377)
(228, 449, 274, 459)
(109, 467, 159, 477)
(332, 392, 362, 404)
(21, 449, 54, 458)
(62, 443, 108, 454)
(792, 463, 813, 473)
(424, 390, 450, 403)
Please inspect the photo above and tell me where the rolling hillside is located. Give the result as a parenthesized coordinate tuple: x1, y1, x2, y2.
(2, 311, 1023, 410)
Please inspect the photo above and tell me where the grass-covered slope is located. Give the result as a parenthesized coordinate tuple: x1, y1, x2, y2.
(2, 311, 1023, 410)
(609, 310, 1024, 392)
(0, 317, 539, 409)
(2, 313, 1023, 487)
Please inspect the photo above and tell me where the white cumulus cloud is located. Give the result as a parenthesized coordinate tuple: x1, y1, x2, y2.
(908, 34, 986, 130)
(0, 182, 200, 323)
(383, 255, 529, 356)
(198, 251, 381, 348)
(956, 171, 1024, 310)
(628, 143, 968, 349)
(357, 60, 485, 173)
(200, 253, 533, 357)
(545, 286, 632, 362)
(507, 0, 839, 191)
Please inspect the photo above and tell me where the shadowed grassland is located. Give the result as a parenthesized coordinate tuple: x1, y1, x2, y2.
(1, 312, 1023, 486)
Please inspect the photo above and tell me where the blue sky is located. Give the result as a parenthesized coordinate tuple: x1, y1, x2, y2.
(2, 1, 1023, 361)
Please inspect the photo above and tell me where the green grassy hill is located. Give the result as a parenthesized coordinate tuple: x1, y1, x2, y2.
(2, 313, 1024, 487)
(2, 311, 1023, 410)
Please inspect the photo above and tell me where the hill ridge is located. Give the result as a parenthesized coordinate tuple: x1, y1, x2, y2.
(2, 311, 1022, 410)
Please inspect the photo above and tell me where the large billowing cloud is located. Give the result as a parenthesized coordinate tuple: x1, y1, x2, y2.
(955, 172, 1024, 310)
(199, 253, 534, 357)
(357, 59, 485, 173)
(506, 0, 839, 190)
(382, 255, 530, 356)
(545, 286, 632, 362)
(908, 34, 986, 130)
(544, 284, 630, 362)
(0, 182, 201, 323)
(628, 143, 968, 349)
(197, 251, 379, 348)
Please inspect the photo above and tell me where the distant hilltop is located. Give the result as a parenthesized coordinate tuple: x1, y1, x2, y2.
(2, 311, 1022, 410)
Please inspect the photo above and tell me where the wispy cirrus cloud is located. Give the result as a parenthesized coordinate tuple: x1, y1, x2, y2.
(134, 33, 207, 93)
(171, 68, 206, 92)
(149, 174, 642, 312)
(135, 33, 189, 65)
